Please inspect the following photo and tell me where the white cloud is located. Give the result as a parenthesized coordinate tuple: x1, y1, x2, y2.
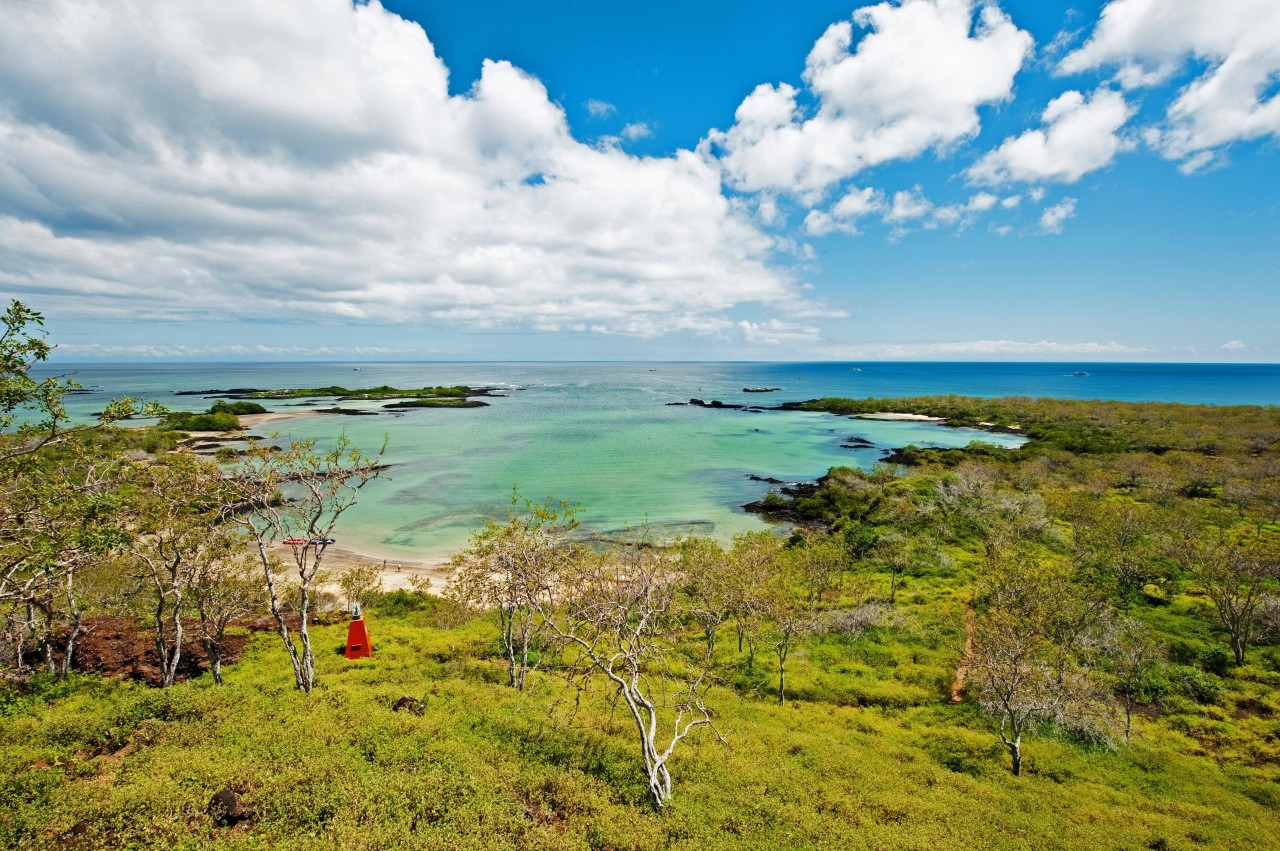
(738, 319, 822, 345)
(885, 189, 934, 224)
(621, 122, 653, 141)
(1000, 195, 1022, 208)
(1060, 0, 1280, 167)
(706, 0, 1032, 196)
(968, 88, 1135, 184)
(585, 99, 617, 118)
(0, 0, 809, 338)
(1039, 197, 1078, 233)
(967, 192, 999, 211)
(804, 186, 885, 235)
(56, 342, 398, 358)
(830, 338, 1146, 358)
(1221, 339, 1246, 350)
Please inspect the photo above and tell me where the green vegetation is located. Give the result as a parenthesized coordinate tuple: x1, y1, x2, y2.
(243, 385, 474, 401)
(157, 400, 267, 432)
(158, 411, 241, 432)
(383, 398, 489, 409)
(208, 399, 267, 416)
(1, 305, 1278, 848)
(787, 394, 1279, 458)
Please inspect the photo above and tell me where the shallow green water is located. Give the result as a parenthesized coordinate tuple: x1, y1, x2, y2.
(44, 361, 1036, 558)
(226, 364, 1022, 558)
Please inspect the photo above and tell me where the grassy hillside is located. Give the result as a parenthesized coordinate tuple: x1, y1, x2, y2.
(3, 589, 1277, 850)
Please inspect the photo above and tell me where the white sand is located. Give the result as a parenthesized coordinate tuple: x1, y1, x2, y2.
(854, 412, 946, 422)
(268, 542, 455, 595)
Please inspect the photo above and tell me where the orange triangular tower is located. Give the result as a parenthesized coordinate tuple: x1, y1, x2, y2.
(345, 603, 372, 659)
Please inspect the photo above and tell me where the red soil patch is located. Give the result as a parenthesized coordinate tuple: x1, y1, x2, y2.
(51, 612, 332, 686)
(59, 617, 250, 686)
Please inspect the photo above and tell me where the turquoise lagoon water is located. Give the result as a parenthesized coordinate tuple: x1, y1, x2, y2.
(38, 361, 1280, 559)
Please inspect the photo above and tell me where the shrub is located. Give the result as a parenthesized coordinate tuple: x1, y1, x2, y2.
(159, 411, 240, 431)
(1200, 645, 1232, 676)
(209, 399, 267, 415)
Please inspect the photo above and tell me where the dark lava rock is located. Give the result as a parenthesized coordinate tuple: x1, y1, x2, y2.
(742, 387, 781, 392)
(688, 398, 745, 410)
(208, 788, 255, 827)
(315, 407, 381, 416)
(841, 437, 875, 449)
(392, 696, 425, 715)
(174, 388, 268, 397)
(747, 474, 785, 485)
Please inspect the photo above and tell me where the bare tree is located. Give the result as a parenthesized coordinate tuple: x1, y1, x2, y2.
(1, 453, 125, 676)
(337, 562, 384, 613)
(545, 536, 723, 808)
(1172, 526, 1278, 666)
(190, 553, 264, 685)
(229, 434, 384, 693)
(124, 454, 237, 688)
(449, 494, 581, 691)
(1103, 617, 1164, 741)
(874, 531, 939, 606)
(969, 552, 1113, 775)
(723, 531, 782, 669)
(677, 537, 732, 658)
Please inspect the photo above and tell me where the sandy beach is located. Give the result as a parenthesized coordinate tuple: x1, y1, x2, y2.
(854, 412, 947, 422)
(265, 541, 456, 601)
(238, 409, 322, 430)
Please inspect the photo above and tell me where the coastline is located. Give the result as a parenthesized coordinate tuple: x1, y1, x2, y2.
(274, 542, 456, 595)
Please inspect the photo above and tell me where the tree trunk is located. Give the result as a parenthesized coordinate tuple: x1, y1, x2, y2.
(60, 610, 82, 678)
(776, 641, 789, 706)
(259, 544, 306, 691)
(1009, 736, 1022, 776)
(297, 585, 315, 693)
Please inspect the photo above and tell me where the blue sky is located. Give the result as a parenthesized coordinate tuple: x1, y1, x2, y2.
(1, 0, 1277, 361)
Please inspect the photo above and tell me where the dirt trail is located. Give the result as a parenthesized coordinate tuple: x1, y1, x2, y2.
(949, 607, 976, 704)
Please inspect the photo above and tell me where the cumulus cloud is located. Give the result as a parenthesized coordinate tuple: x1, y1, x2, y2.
(738, 319, 822, 345)
(969, 88, 1135, 184)
(56, 342, 398, 358)
(706, 0, 1033, 196)
(0, 0, 810, 338)
(1039, 198, 1078, 233)
(621, 122, 653, 141)
(585, 99, 617, 118)
(830, 338, 1146, 358)
(1060, 0, 1280, 168)
(804, 186, 886, 235)
(1221, 340, 1246, 350)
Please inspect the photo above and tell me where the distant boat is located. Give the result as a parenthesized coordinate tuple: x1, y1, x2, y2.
(852, 368, 862, 372)
(1072, 371, 1089, 377)
(352, 367, 361, 371)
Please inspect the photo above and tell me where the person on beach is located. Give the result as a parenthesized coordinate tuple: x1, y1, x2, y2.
(396, 562, 401, 571)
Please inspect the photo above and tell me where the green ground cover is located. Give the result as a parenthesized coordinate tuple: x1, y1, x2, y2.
(2, 583, 1277, 850)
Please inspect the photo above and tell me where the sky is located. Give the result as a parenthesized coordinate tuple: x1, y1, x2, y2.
(1, 0, 1277, 362)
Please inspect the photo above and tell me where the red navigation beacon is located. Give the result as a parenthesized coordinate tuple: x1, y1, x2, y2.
(344, 602, 372, 659)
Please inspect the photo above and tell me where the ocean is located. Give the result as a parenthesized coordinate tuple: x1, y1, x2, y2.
(35, 361, 1280, 559)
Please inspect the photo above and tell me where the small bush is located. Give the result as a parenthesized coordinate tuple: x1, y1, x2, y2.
(1200, 645, 1232, 676)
